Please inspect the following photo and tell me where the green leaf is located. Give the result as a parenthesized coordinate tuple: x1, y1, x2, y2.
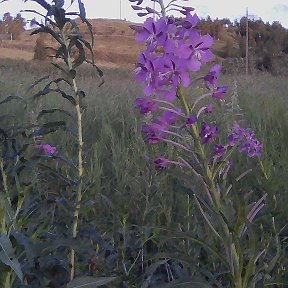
(26, 75, 50, 92)
(73, 41, 86, 69)
(77, 0, 86, 19)
(37, 109, 74, 120)
(31, 121, 66, 136)
(0, 234, 23, 281)
(33, 87, 51, 99)
(67, 276, 116, 288)
(31, 24, 63, 45)
(51, 63, 69, 75)
(11, 231, 36, 262)
(23, 0, 51, 11)
(37, 163, 78, 185)
(0, 96, 26, 106)
(55, 89, 77, 106)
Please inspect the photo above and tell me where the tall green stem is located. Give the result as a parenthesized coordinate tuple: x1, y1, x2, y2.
(61, 28, 84, 280)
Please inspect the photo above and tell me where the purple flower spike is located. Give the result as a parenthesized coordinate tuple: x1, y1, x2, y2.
(240, 139, 263, 158)
(199, 123, 217, 144)
(154, 156, 169, 170)
(228, 122, 262, 157)
(213, 86, 227, 100)
(43, 144, 57, 156)
(135, 97, 158, 114)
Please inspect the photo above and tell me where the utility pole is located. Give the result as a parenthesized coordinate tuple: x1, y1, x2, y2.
(246, 7, 249, 76)
(120, 0, 122, 19)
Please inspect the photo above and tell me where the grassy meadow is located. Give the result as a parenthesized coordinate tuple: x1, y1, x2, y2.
(0, 58, 288, 287)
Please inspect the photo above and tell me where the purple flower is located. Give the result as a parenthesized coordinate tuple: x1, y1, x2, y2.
(180, 6, 195, 16)
(135, 17, 167, 46)
(141, 122, 167, 144)
(199, 123, 217, 144)
(181, 114, 197, 128)
(182, 13, 199, 29)
(43, 144, 57, 156)
(161, 108, 182, 125)
(228, 123, 262, 157)
(154, 156, 169, 170)
(228, 123, 245, 146)
(239, 138, 263, 158)
(135, 97, 158, 114)
(213, 86, 227, 100)
(135, 51, 157, 96)
(204, 64, 221, 88)
(35, 143, 57, 156)
(213, 144, 226, 158)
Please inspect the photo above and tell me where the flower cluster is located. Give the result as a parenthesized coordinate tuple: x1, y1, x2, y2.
(228, 123, 263, 158)
(134, 13, 214, 102)
(131, 1, 262, 170)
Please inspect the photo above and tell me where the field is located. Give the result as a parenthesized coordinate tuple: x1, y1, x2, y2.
(0, 1, 288, 285)
(0, 55, 288, 287)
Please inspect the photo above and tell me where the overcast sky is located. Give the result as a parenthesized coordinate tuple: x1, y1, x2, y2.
(1, 0, 288, 27)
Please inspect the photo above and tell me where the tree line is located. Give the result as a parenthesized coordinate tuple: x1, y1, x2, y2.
(198, 16, 288, 71)
(0, 12, 26, 40)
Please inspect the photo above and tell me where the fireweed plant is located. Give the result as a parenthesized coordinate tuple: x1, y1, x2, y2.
(130, 0, 270, 287)
(21, 0, 107, 284)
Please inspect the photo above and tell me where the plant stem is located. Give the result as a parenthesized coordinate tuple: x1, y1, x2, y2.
(61, 27, 84, 281)
(177, 85, 244, 286)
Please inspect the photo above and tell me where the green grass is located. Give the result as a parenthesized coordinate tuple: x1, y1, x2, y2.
(0, 59, 288, 286)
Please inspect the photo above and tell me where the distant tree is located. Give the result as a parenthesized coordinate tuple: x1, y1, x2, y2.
(10, 13, 26, 39)
(0, 20, 4, 33)
(33, 33, 48, 61)
(0, 12, 26, 40)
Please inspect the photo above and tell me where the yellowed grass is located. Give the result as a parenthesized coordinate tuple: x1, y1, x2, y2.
(0, 47, 33, 61)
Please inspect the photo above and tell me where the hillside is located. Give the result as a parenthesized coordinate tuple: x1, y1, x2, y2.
(0, 19, 143, 67)
(0, 18, 228, 67)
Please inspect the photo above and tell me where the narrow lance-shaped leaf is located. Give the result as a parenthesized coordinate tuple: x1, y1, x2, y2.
(0, 233, 23, 281)
(26, 75, 50, 92)
(23, 0, 51, 11)
(0, 96, 26, 106)
(55, 89, 77, 106)
(31, 121, 66, 137)
(37, 109, 75, 120)
(73, 40, 86, 69)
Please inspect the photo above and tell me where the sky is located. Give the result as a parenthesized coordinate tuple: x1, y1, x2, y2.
(1, 0, 288, 28)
